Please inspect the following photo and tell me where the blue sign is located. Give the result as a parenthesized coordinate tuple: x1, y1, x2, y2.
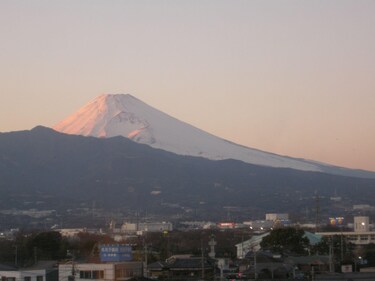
(99, 244, 132, 262)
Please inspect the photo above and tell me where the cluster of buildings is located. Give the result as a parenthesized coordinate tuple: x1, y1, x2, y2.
(317, 216, 375, 246)
(2, 214, 375, 281)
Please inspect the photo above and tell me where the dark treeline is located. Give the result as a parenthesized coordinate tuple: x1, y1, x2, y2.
(0, 229, 249, 266)
(3, 228, 375, 269)
(0, 231, 113, 266)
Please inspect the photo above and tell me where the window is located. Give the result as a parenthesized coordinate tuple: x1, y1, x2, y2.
(115, 269, 124, 278)
(116, 269, 133, 278)
(347, 236, 357, 241)
(92, 271, 104, 279)
(36, 276, 43, 281)
(360, 235, 368, 241)
(24, 277, 31, 281)
(79, 270, 104, 279)
(80, 271, 92, 279)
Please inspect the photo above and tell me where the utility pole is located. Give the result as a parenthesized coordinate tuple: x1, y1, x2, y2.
(241, 232, 244, 259)
(251, 244, 257, 280)
(145, 243, 148, 277)
(315, 193, 320, 232)
(67, 250, 76, 281)
(329, 238, 334, 272)
(14, 245, 18, 267)
(340, 232, 344, 262)
(144, 229, 148, 278)
(201, 239, 205, 280)
(254, 249, 257, 280)
(338, 218, 344, 262)
(34, 247, 37, 264)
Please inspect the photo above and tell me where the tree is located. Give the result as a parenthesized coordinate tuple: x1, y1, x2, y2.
(27, 231, 66, 260)
(362, 243, 375, 266)
(68, 232, 114, 259)
(311, 235, 354, 263)
(260, 227, 309, 255)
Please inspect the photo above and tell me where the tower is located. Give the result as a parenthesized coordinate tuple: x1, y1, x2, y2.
(208, 235, 217, 259)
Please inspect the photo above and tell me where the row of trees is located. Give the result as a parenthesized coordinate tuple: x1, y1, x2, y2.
(0, 231, 113, 266)
(0, 229, 246, 266)
(2, 227, 375, 268)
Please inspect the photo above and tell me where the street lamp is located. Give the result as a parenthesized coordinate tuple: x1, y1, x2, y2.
(13, 245, 18, 267)
(354, 256, 362, 272)
(249, 244, 258, 280)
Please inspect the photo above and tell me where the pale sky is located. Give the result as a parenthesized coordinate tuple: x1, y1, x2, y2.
(1, 1, 375, 171)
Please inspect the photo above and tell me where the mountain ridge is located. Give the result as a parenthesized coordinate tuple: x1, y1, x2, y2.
(1, 126, 375, 222)
(53, 94, 375, 178)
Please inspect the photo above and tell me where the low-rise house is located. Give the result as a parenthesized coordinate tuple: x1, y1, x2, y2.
(147, 255, 215, 280)
(285, 255, 330, 276)
(0, 261, 58, 281)
(241, 251, 292, 279)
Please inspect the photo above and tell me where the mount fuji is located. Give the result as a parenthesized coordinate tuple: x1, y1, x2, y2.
(53, 94, 374, 178)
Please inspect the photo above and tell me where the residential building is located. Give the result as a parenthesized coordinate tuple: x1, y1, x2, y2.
(0, 261, 58, 281)
(147, 255, 214, 280)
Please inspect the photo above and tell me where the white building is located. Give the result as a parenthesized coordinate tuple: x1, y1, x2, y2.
(120, 222, 172, 234)
(57, 228, 86, 237)
(235, 231, 322, 259)
(59, 262, 143, 281)
(138, 222, 172, 232)
(0, 269, 46, 281)
(0, 261, 57, 281)
(265, 213, 289, 221)
(235, 232, 269, 259)
(121, 223, 137, 233)
(354, 216, 370, 232)
(353, 204, 374, 211)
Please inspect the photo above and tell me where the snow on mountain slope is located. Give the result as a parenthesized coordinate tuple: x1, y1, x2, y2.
(54, 94, 327, 172)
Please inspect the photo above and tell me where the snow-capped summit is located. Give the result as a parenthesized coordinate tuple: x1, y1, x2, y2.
(54, 94, 154, 141)
(53, 94, 372, 177)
